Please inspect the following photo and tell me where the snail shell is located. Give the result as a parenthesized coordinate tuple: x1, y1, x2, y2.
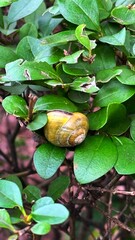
(44, 110, 89, 147)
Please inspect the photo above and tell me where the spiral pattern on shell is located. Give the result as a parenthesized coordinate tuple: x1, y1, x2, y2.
(44, 110, 89, 147)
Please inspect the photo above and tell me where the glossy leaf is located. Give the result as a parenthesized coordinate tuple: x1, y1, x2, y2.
(97, 0, 113, 20)
(34, 94, 78, 112)
(74, 135, 117, 183)
(2, 95, 28, 118)
(99, 28, 126, 46)
(47, 175, 70, 201)
(6, 175, 23, 193)
(23, 185, 41, 203)
(0, 209, 15, 231)
(33, 143, 66, 179)
(111, 6, 135, 25)
(32, 197, 54, 212)
(94, 80, 135, 107)
(71, 76, 99, 93)
(116, 66, 135, 85)
(60, 50, 84, 64)
(96, 68, 122, 83)
(31, 222, 51, 235)
(58, 0, 100, 31)
(31, 200, 69, 224)
(89, 103, 129, 132)
(27, 113, 47, 131)
(19, 22, 38, 39)
(0, 180, 23, 208)
(75, 24, 96, 52)
(7, 0, 43, 23)
(114, 137, 135, 174)
(5, 59, 59, 81)
(0, 0, 16, 7)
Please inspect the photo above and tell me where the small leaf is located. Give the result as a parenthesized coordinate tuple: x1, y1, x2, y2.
(114, 137, 135, 174)
(94, 80, 135, 107)
(74, 135, 117, 183)
(0, 180, 23, 208)
(2, 95, 28, 118)
(71, 76, 99, 94)
(27, 113, 47, 131)
(111, 6, 135, 25)
(34, 94, 78, 112)
(75, 24, 96, 52)
(5, 59, 59, 81)
(47, 176, 70, 201)
(0, 0, 16, 7)
(116, 66, 135, 85)
(32, 197, 54, 212)
(0, 209, 15, 232)
(99, 28, 126, 46)
(96, 68, 122, 83)
(58, 0, 100, 31)
(34, 143, 66, 179)
(23, 185, 41, 203)
(60, 50, 84, 64)
(31, 202, 69, 224)
(7, 0, 44, 23)
(31, 222, 51, 235)
(6, 175, 23, 193)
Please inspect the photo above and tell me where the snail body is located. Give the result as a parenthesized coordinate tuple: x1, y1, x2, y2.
(44, 110, 89, 147)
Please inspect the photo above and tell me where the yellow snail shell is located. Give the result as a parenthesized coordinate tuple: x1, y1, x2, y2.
(44, 110, 89, 147)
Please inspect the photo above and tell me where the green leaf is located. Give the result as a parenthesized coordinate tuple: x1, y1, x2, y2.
(7, 0, 43, 23)
(19, 22, 38, 39)
(130, 118, 135, 141)
(2, 95, 28, 117)
(99, 28, 126, 46)
(27, 113, 47, 131)
(111, 6, 135, 25)
(32, 197, 54, 212)
(114, 137, 135, 174)
(2, 95, 28, 118)
(42, 30, 76, 46)
(96, 68, 122, 83)
(23, 185, 41, 203)
(33, 143, 66, 179)
(58, 0, 100, 31)
(0, 209, 15, 232)
(74, 135, 117, 184)
(8, 234, 18, 240)
(34, 94, 78, 112)
(0, 0, 16, 7)
(75, 24, 96, 52)
(0, 46, 18, 68)
(71, 76, 99, 93)
(97, 0, 113, 20)
(6, 175, 23, 193)
(115, 0, 134, 6)
(101, 104, 130, 135)
(31, 198, 69, 224)
(60, 50, 84, 64)
(17, 36, 63, 64)
(0, 180, 23, 208)
(31, 222, 51, 235)
(47, 176, 70, 201)
(5, 59, 59, 81)
(116, 66, 135, 85)
(89, 103, 129, 134)
(94, 80, 135, 107)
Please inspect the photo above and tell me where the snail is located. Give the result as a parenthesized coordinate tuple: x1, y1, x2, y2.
(44, 110, 89, 147)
